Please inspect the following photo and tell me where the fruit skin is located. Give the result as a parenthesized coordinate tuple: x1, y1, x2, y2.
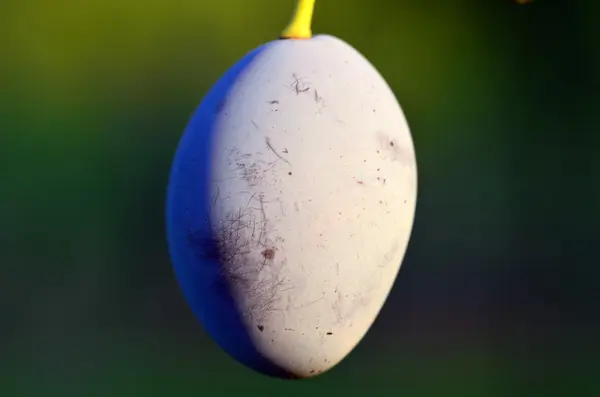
(166, 35, 417, 379)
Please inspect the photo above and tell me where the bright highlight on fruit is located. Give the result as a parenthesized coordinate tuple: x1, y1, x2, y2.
(166, 0, 418, 379)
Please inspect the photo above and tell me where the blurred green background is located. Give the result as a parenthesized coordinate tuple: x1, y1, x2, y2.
(1, 0, 599, 395)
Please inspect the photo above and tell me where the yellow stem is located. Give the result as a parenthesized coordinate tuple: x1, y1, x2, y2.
(280, 0, 316, 40)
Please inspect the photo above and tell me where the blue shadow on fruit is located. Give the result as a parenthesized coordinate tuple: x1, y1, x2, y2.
(165, 45, 300, 380)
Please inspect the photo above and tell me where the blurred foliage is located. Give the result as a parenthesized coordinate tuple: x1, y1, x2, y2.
(1, 0, 599, 395)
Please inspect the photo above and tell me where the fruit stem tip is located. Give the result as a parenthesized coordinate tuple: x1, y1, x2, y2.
(280, 0, 316, 40)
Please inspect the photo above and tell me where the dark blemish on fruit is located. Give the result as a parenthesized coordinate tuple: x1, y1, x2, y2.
(310, 370, 315, 374)
(189, 194, 288, 323)
(316, 327, 319, 329)
(377, 131, 413, 165)
(265, 137, 291, 165)
(288, 172, 292, 175)
(364, 160, 367, 162)
(285, 328, 295, 331)
(404, 200, 407, 203)
(257, 325, 264, 332)
(356, 180, 364, 185)
(377, 168, 380, 171)
(379, 200, 383, 204)
(373, 109, 376, 112)
(314, 90, 322, 102)
(261, 248, 275, 260)
(376, 150, 380, 154)
(326, 332, 333, 335)
(267, 100, 279, 104)
(383, 178, 387, 185)
(291, 74, 310, 94)
(214, 99, 226, 113)
(282, 148, 288, 153)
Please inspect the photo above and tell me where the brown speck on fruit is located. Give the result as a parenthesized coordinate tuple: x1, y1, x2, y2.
(257, 325, 264, 332)
(376, 131, 414, 166)
(326, 332, 333, 335)
(267, 100, 279, 104)
(288, 171, 292, 175)
(261, 248, 275, 260)
(283, 148, 288, 153)
(357, 180, 364, 185)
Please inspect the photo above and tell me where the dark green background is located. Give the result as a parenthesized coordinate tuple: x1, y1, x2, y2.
(2, 0, 598, 395)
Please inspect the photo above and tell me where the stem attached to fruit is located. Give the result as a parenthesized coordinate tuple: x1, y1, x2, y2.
(280, 0, 316, 40)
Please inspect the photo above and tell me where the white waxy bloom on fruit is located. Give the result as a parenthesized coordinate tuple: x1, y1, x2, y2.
(166, 0, 417, 379)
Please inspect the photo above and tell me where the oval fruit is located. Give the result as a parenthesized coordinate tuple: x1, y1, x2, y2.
(166, 1, 417, 379)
